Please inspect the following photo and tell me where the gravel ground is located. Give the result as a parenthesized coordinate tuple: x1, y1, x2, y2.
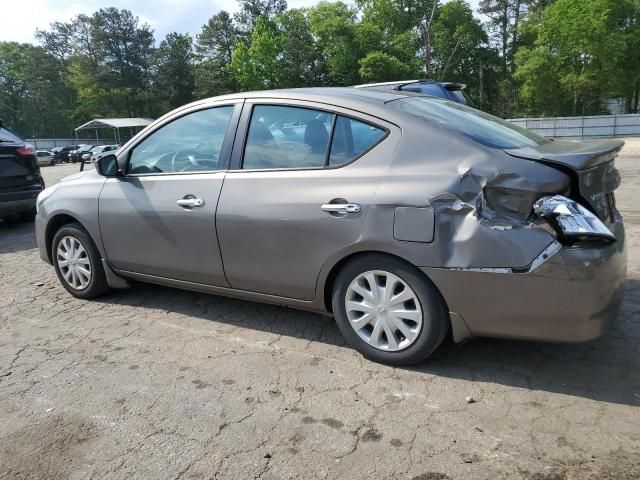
(1, 146, 639, 480)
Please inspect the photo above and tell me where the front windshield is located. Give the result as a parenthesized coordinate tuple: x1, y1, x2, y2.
(389, 97, 549, 149)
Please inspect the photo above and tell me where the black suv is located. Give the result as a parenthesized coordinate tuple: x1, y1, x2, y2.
(0, 121, 45, 222)
(53, 145, 80, 163)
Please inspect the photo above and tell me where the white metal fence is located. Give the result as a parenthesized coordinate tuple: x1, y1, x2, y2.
(27, 138, 117, 149)
(508, 114, 640, 138)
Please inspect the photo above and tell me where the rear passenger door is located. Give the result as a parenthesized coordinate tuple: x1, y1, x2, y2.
(216, 100, 399, 301)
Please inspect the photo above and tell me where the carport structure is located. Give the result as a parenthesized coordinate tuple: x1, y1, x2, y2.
(74, 117, 154, 145)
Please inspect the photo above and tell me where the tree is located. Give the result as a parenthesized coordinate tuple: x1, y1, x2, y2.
(359, 51, 412, 81)
(36, 8, 154, 121)
(228, 10, 321, 90)
(276, 10, 322, 87)
(195, 11, 240, 97)
(230, 17, 281, 90)
(235, 0, 288, 32)
(308, 2, 361, 85)
(152, 33, 195, 112)
(357, 0, 438, 74)
(515, 0, 639, 116)
(0, 42, 73, 137)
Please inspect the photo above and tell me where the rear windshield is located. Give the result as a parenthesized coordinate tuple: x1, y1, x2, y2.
(389, 97, 549, 149)
(0, 127, 24, 144)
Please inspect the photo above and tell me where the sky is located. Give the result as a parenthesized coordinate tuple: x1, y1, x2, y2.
(1, 0, 481, 45)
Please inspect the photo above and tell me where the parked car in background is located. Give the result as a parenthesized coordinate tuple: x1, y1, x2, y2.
(54, 145, 80, 163)
(69, 144, 94, 163)
(35, 88, 626, 366)
(85, 144, 119, 163)
(0, 121, 44, 222)
(354, 79, 470, 105)
(36, 150, 56, 166)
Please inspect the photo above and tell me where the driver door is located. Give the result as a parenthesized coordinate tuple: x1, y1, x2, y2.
(99, 103, 240, 286)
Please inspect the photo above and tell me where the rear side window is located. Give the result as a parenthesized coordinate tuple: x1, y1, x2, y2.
(243, 105, 386, 170)
(329, 116, 386, 166)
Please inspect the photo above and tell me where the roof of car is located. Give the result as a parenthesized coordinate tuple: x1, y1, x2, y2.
(174, 87, 421, 122)
(226, 87, 411, 103)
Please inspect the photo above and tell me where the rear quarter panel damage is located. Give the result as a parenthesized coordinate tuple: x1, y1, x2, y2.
(363, 118, 570, 270)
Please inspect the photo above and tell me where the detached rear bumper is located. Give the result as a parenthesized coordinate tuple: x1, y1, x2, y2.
(424, 219, 627, 343)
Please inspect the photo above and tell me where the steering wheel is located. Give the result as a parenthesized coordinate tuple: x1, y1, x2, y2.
(171, 149, 204, 172)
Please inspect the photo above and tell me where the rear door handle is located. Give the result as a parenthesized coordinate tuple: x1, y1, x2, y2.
(177, 196, 205, 208)
(321, 203, 361, 214)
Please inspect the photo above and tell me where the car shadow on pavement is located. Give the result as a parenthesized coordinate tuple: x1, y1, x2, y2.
(98, 278, 640, 408)
(0, 220, 37, 254)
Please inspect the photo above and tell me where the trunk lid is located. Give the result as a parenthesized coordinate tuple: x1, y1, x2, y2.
(505, 139, 623, 224)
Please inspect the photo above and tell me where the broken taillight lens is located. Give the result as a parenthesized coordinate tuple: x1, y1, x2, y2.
(534, 195, 615, 242)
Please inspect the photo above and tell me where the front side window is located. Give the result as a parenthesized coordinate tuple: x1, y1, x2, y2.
(128, 106, 233, 174)
(243, 105, 386, 170)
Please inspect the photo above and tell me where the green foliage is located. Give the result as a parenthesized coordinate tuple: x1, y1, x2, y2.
(515, 0, 640, 115)
(152, 33, 195, 113)
(2, 0, 639, 138)
(431, 1, 490, 97)
(235, 0, 288, 32)
(194, 11, 240, 97)
(0, 42, 73, 137)
(230, 17, 281, 90)
(359, 52, 412, 82)
(308, 2, 361, 85)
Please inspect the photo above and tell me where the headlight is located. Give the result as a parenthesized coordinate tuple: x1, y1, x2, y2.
(534, 195, 615, 242)
(36, 183, 60, 212)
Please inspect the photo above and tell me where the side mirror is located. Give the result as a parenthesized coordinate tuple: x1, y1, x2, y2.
(96, 154, 122, 177)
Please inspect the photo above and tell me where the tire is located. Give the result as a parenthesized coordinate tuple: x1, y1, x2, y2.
(332, 254, 449, 366)
(52, 222, 110, 299)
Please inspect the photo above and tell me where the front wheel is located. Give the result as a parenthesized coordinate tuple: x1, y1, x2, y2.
(332, 254, 449, 366)
(52, 223, 109, 299)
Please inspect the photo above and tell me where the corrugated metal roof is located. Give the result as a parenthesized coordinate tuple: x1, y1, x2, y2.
(75, 118, 154, 130)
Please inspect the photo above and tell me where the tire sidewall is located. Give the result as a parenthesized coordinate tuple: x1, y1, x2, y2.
(332, 255, 448, 366)
(52, 224, 106, 299)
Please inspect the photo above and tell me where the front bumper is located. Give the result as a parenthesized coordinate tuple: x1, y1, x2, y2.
(0, 187, 41, 216)
(424, 218, 627, 343)
(35, 207, 51, 264)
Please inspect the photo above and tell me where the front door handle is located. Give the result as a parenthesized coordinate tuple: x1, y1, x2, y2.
(321, 203, 361, 214)
(177, 196, 205, 209)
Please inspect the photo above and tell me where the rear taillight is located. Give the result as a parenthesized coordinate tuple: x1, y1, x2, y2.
(16, 144, 35, 156)
(534, 195, 615, 243)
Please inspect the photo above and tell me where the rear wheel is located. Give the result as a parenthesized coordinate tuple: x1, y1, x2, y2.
(52, 223, 109, 299)
(332, 254, 449, 366)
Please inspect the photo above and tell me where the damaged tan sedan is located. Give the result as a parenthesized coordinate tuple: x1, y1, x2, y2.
(35, 88, 627, 365)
